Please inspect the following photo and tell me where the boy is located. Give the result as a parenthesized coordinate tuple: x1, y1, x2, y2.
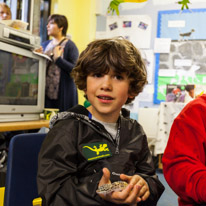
(37, 38, 164, 206)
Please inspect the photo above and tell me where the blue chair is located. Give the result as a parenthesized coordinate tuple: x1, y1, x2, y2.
(4, 133, 46, 206)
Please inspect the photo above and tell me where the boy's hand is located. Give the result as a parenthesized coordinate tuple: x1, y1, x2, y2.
(98, 167, 111, 186)
(120, 173, 150, 202)
(98, 168, 146, 205)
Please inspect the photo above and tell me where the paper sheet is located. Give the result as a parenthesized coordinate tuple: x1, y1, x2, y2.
(154, 38, 171, 53)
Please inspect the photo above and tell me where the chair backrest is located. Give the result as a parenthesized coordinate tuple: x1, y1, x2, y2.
(4, 133, 46, 206)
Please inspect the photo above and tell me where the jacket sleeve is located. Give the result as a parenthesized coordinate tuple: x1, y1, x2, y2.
(37, 121, 77, 205)
(55, 40, 79, 75)
(136, 131, 165, 206)
(162, 99, 206, 204)
(37, 120, 110, 206)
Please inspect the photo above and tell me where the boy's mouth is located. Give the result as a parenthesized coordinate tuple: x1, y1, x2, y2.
(97, 95, 114, 100)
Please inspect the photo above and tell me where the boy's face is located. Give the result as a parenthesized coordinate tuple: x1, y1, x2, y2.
(85, 70, 134, 123)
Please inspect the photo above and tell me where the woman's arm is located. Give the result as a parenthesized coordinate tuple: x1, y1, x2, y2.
(55, 40, 79, 75)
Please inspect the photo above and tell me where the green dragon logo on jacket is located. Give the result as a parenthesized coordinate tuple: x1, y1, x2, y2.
(82, 142, 112, 161)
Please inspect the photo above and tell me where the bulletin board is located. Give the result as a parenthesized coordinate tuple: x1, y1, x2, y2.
(105, 15, 155, 97)
(154, 9, 206, 104)
(106, 15, 152, 49)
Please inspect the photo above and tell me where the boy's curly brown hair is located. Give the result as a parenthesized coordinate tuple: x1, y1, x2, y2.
(71, 37, 147, 104)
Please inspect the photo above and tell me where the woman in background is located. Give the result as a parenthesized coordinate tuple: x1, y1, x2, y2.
(0, 3, 11, 20)
(36, 14, 79, 112)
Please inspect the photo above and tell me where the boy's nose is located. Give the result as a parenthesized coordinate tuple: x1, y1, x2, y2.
(101, 76, 112, 91)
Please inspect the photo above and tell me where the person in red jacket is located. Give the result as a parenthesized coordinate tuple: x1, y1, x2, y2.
(162, 94, 206, 206)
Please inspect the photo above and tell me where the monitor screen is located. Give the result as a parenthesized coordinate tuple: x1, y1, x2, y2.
(0, 40, 46, 122)
(0, 50, 39, 105)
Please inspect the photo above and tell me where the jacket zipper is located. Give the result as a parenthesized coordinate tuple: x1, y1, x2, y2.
(104, 118, 121, 154)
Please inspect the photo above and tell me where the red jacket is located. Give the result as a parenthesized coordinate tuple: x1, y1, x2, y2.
(162, 94, 206, 206)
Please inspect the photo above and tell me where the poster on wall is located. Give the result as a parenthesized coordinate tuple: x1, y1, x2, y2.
(154, 8, 206, 104)
(106, 15, 152, 49)
(157, 40, 206, 101)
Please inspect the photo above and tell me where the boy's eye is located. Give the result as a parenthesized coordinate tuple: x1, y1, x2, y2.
(92, 73, 103, 78)
(114, 75, 124, 80)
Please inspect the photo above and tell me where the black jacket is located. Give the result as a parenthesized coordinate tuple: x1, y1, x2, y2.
(37, 105, 164, 206)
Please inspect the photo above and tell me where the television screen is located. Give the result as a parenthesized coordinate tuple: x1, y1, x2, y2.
(0, 49, 39, 105)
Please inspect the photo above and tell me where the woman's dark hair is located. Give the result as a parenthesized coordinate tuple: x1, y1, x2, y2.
(71, 37, 147, 104)
(48, 14, 68, 36)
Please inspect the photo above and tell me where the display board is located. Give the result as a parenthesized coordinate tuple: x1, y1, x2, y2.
(106, 15, 151, 49)
(154, 9, 206, 104)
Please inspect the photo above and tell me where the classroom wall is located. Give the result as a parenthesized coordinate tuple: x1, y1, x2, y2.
(97, 0, 206, 49)
(50, 0, 97, 105)
(97, 0, 206, 108)
(49, 0, 206, 107)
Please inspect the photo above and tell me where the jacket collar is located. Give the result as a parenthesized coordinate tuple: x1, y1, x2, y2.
(49, 105, 130, 129)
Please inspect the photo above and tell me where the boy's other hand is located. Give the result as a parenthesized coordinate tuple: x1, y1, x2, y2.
(120, 173, 150, 202)
(99, 167, 111, 186)
(98, 168, 143, 205)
